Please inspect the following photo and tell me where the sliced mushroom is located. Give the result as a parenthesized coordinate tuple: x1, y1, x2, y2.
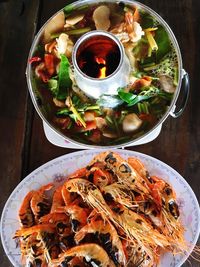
(93, 5, 111, 31)
(55, 33, 73, 58)
(43, 11, 65, 43)
(159, 75, 176, 93)
(122, 113, 142, 133)
(64, 14, 84, 28)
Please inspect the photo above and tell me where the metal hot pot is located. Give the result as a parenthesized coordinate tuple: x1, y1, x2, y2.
(26, 0, 189, 149)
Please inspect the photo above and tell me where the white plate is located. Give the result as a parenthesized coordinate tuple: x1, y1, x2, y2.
(1, 149, 200, 267)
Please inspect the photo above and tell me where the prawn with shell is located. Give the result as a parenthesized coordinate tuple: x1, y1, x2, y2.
(14, 151, 194, 267)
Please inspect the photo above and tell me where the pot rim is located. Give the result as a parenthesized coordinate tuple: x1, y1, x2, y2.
(26, 0, 183, 149)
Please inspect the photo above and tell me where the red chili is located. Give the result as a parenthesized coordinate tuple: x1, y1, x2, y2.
(29, 57, 42, 64)
(44, 54, 55, 76)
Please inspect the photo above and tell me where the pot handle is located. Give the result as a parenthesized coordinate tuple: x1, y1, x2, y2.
(170, 69, 190, 118)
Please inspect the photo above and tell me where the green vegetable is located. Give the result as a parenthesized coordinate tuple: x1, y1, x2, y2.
(63, 3, 89, 16)
(141, 26, 171, 66)
(56, 108, 70, 117)
(140, 12, 157, 29)
(48, 55, 71, 100)
(48, 79, 58, 96)
(118, 87, 173, 107)
(138, 102, 150, 114)
(57, 54, 72, 100)
(66, 27, 91, 35)
(174, 67, 179, 86)
(155, 26, 171, 62)
(63, 4, 74, 15)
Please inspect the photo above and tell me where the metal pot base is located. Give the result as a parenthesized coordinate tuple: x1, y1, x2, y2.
(43, 121, 162, 149)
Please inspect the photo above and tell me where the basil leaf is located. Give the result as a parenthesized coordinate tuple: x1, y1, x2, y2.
(57, 54, 72, 100)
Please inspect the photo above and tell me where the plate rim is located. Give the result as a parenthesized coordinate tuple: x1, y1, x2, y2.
(1, 149, 200, 267)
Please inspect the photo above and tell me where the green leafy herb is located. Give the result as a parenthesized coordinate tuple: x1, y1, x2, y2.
(56, 108, 70, 117)
(118, 87, 173, 107)
(140, 26, 171, 67)
(57, 54, 72, 100)
(48, 79, 58, 96)
(140, 12, 157, 29)
(155, 26, 171, 62)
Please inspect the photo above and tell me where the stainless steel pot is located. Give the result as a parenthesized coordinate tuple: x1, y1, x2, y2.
(26, 0, 189, 148)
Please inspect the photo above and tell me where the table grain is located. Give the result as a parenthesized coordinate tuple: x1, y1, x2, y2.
(0, 0, 199, 266)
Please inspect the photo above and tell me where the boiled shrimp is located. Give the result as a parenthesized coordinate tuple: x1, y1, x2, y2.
(49, 243, 116, 267)
(75, 216, 127, 266)
(50, 185, 65, 213)
(88, 151, 150, 195)
(30, 183, 54, 222)
(18, 191, 35, 228)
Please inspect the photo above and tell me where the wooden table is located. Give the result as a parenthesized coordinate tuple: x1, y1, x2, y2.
(0, 0, 199, 266)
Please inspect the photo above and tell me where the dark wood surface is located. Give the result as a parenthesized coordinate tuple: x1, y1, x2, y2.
(0, 0, 199, 266)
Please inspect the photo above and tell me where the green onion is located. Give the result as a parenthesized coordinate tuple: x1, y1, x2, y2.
(174, 67, 179, 86)
(66, 27, 91, 35)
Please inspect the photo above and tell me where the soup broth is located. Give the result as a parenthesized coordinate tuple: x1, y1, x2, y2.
(30, 1, 179, 146)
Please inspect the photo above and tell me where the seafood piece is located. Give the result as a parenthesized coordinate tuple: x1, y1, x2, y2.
(45, 40, 57, 54)
(14, 224, 55, 238)
(65, 199, 90, 232)
(88, 151, 149, 195)
(50, 185, 65, 213)
(125, 11, 144, 42)
(61, 185, 78, 206)
(159, 74, 176, 93)
(15, 224, 57, 266)
(39, 212, 69, 225)
(103, 183, 136, 208)
(49, 244, 116, 267)
(64, 178, 173, 255)
(89, 167, 113, 188)
(122, 113, 143, 133)
(64, 178, 114, 220)
(55, 197, 90, 232)
(56, 33, 73, 57)
(18, 191, 35, 228)
(68, 167, 89, 179)
(127, 157, 148, 180)
(75, 217, 127, 266)
(30, 183, 53, 222)
(93, 5, 111, 31)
